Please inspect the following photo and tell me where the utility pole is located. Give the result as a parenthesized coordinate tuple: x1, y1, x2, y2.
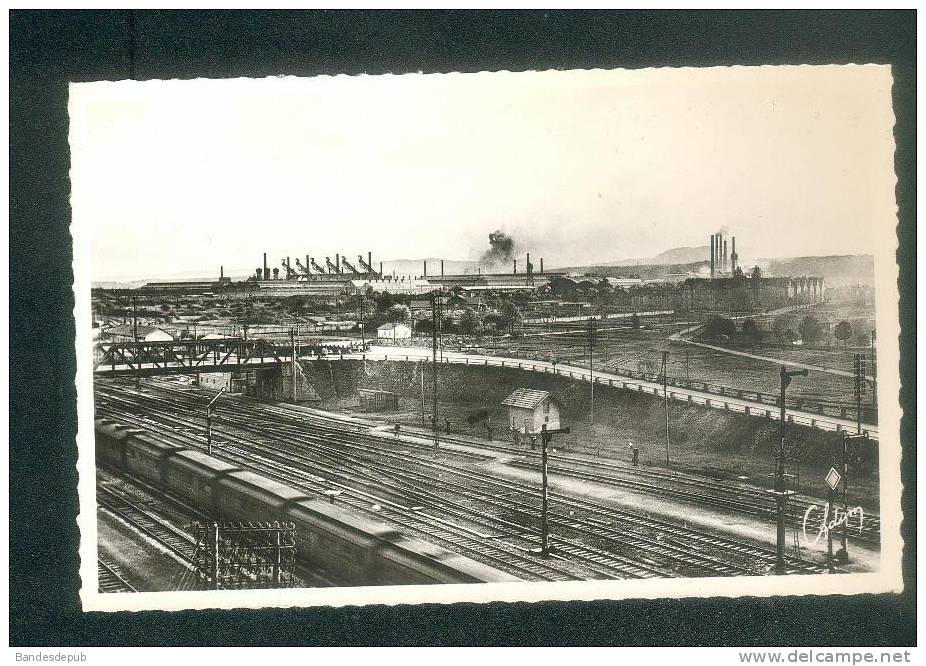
(358, 294, 365, 349)
(290, 327, 298, 404)
(768, 365, 807, 574)
(132, 295, 139, 389)
(836, 431, 867, 564)
(662, 350, 670, 466)
(587, 317, 596, 427)
(539, 423, 570, 558)
(206, 387, 227, 455)
(419, 361, 426, 428)
(870, 329, 877, 409)
(431, 291, 439, 449)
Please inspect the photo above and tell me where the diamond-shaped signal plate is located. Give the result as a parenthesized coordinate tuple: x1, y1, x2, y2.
(825, 466, 842, 491)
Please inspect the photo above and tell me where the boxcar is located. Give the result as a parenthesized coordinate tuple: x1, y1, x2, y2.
(122, 433, 176, 487)
(163, 449, 239, 516)
(214, 470, 310, 523)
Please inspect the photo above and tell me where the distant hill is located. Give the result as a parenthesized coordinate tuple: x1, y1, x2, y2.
(562, 260, 710, 280)
(760, 255, 874, 285)
(381, 258, 481, 276)
(609, 245, 710, 266)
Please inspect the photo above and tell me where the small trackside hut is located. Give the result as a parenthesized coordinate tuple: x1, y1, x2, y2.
(502, 388, 561, 435)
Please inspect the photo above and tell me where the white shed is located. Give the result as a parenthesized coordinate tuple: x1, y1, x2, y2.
(376, 322, 412, 341)
(502, 388, 561, 434)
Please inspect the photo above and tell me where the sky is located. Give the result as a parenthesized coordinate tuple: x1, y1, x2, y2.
(69, 65, 896, 282)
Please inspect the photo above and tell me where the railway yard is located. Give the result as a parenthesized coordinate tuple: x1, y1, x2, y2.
(93, 359, 880, 591)
(91, 248, 881, 592)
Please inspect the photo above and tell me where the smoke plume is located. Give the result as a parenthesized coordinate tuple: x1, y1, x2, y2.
(481, 230, 516, 265)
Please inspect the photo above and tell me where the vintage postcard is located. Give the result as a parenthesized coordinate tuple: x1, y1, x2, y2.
(70, 65, 903, 612)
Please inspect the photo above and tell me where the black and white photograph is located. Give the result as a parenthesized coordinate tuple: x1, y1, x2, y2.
(67, 63, 905, 612)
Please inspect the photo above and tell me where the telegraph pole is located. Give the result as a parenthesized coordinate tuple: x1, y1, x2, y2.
(768, 365, 807, 574)
(419, 361, 426, 428)
(358, 295, 365, 349)
(870, 330, 877, 409)
(587, 317, 596, 426)
(431, 292, 439, 449)
(290, 327, 298, 404)
(853, 353, 866, 434)
(662, 351, 670, 466)
(836, 431, 867, 564)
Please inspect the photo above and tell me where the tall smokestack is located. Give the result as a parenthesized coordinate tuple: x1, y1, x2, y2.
(379, 261, 383, 276)
(441, 259, 444, 276)
(540, 258, 544, 273)
(368, 252, 372, 274)
(527, 253, 531, 274)
(710, 235, 715, 278)
(423, 260, 427, 277)
(220, 265, 223, 279)
(287, 256, 291, 279)
(731, 237, 737, 274)
(336, 253, 340, 273)
(513, 259, 517, 274)
(263, 252, 269, 280)
(723, 240, 727, 273)
(306, 254, 310, 274)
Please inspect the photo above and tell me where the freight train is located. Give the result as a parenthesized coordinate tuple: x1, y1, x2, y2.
(95, 419, 516, 585)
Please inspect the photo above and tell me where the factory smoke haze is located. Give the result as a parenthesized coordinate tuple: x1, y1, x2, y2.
(70, 66, 895, 282)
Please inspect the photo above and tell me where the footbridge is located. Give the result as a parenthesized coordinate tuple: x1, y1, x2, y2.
(93, 339, 294, 377)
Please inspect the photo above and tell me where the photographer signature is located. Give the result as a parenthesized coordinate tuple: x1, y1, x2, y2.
(802, 503, 865, 546)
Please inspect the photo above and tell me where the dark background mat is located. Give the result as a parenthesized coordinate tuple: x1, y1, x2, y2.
(9, 10, 916, 646)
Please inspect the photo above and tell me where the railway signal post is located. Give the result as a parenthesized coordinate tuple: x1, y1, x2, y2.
(768, 365, 807, 574)
(539, 423, 570, 558)
(206, 387, 227, 455)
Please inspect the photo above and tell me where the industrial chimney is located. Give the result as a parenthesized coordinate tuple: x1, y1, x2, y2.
(710, 234, 715, 278)
(540, 258, 544, 273)
(513, 259, 517, 274)
(263, 253, 269, 280)
(220, 265, 224, 280)
(441, 259, 444, 276)
(306, 254, 311, 275)
(731, 237, 738, 274)
(723, 240, 727, 273)
(336, 253, 340, 273)
(368, 252, 373, 275)
(423, 260, 427, 277)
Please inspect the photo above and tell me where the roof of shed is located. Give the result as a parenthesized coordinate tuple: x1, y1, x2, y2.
(501, 388, 553, 410)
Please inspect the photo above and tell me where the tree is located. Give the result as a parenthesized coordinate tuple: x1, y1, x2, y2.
(460, 308, 483, 335)
(772, 315, 795, 343)
(798, 315, 823, 345)
(742, 318, 762, 352)
(704, 316, 736, 338)
(483, 312, 507, 334)
(834, 320, 853, 348)
(498, 301, 522, 334)
(386, 304, 410, 323)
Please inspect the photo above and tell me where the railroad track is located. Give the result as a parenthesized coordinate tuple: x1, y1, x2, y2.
(96, 381, 831, 577)
(97, 558, 136, 593)
(127, 381, 881, 546)
(96, 483, 197, 565)
(97, 397, 623, 581)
